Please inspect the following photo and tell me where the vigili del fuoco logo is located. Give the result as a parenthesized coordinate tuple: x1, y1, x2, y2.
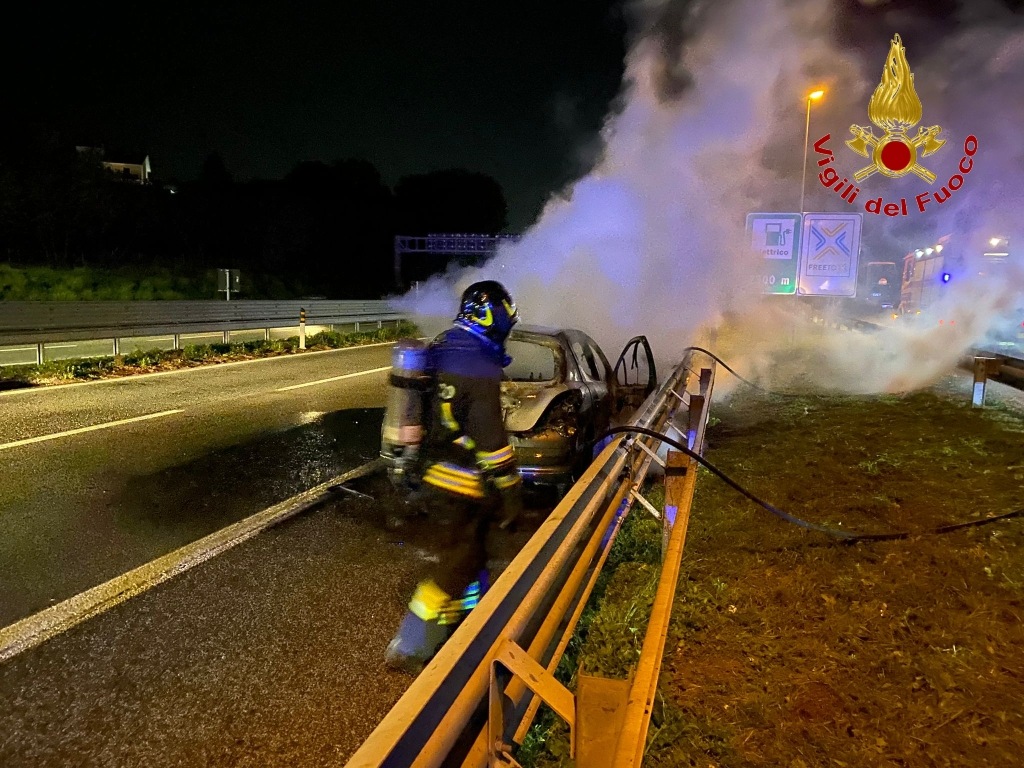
(811, 33, 978, 217)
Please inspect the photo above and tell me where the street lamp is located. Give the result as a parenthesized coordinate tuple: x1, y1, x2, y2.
(800, 89, 825, 214)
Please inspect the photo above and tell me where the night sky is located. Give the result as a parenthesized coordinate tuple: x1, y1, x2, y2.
(5, 0, 629, 230)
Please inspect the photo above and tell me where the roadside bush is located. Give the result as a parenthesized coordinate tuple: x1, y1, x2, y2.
(242, 340, 271, 354)
(0, 320, 421, 387)
(307, 330, 345, 347)
(121, 348, 166, 368)
(182, 345, 210, 362)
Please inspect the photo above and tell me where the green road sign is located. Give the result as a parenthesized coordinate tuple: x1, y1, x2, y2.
(746, 212, 801, 295)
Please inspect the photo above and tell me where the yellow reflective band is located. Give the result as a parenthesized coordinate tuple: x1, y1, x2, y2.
(441, 402, 459, 431)
(493, 473, 522, 490)
(423, 473, 487, 498)
(408, 579, 452, 621)
(433, 462, 482, 482)
(477, 445, 514, 467)
(424, 463, 486, 497)
(454, 435, 476, 450)
(427, 471, 481, 492)
(472, 306, 494, 327)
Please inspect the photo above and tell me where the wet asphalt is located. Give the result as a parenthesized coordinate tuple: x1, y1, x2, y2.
(0, 457, 551, 768)
(0, 345, 395, 627)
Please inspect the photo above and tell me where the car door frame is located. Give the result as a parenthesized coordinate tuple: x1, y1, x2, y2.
(612, 335, 656, 414)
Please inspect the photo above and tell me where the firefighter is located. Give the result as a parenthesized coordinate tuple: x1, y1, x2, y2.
(385, 280, 524, 674)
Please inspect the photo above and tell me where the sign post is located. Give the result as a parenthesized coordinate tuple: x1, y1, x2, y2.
(745, 213, 801, 295)
(797, 213, 863, 297)
(218, 269, 241, 300)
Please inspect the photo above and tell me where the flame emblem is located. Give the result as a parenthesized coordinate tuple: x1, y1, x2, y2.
(846, 34, 945, 183)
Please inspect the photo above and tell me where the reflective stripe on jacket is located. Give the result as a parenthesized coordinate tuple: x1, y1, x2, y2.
(419, 327, 521, 500)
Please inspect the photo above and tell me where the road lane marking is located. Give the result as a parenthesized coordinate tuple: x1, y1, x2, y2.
(0, 459, 384, 663)
(0, 341, 401, 397)
(0, 410, 184, 451)
(275, 365, 392, 392)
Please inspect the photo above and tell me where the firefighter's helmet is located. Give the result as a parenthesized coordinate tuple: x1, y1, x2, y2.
(455, 280, 518, 346)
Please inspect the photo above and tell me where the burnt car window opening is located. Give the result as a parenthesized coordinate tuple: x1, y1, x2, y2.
(505, 339, 558, 382)
(572, 340, 601, 382)
(585, 338, 609, 381)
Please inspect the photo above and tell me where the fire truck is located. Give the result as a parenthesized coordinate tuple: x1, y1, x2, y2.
(898, 233, 1023, 348)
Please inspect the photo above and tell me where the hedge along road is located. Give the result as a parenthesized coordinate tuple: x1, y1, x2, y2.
(0, 343, 395, 628)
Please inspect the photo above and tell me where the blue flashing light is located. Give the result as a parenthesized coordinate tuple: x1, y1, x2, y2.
(942, 272, 951, 283)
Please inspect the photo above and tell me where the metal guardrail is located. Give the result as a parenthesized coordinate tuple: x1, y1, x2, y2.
(0, 300, 402, 343)
(0, 300, 405, 365)
(345, 350, 716, 767)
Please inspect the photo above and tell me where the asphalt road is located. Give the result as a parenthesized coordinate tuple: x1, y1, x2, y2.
(0, 428, 550, 767)
(0, 345, 395, 627)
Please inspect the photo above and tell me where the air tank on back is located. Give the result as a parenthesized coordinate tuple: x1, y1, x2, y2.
(381, 338, 432, 489)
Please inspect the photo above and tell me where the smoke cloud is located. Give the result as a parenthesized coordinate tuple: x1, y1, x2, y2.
(396, 0, 1024, 394)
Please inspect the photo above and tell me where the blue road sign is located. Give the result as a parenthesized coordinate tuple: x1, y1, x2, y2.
(746, 213, 802, 294)
(798, 213, 863, 297)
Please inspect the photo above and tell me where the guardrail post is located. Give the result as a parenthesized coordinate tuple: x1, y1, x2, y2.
(299, 308, 306, 350)
(686, 393, 705, 451)
(662, 450, 688, 562)
(489, 640, 576, 765)
(972, 356, 1000, 407)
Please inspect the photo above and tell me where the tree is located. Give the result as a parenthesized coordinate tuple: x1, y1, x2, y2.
(200, 152, 233, 188)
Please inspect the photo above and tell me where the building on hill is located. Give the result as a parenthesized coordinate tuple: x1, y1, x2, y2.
(76, 145, 152, 183)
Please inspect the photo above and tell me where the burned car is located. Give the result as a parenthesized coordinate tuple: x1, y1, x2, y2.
(380, 325, 655, 494)
(500, 325, 656, 491)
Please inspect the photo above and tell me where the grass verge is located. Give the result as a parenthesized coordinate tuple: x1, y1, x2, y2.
(519, 380, 1024, 767)
(0, 321, 418, 388)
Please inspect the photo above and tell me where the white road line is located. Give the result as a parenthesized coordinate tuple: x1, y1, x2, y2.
(276, 365, 392, 392)
(0, 410, 184, 451)
(0, 459, 384, 663)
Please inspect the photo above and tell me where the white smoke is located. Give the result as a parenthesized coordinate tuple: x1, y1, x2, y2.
(396, 0, 1024, 394)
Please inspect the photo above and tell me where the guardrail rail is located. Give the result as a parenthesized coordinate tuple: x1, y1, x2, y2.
(0, 300, 405, 365)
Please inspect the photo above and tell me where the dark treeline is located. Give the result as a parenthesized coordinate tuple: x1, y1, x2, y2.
(0, 127, 509, 299)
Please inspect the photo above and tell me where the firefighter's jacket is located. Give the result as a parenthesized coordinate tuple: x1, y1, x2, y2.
(419, 326, 522, 502)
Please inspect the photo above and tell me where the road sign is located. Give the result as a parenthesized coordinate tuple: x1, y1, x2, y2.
(218, 269, 240, 300)
(798, 213, 862, 297)
(746, 213, 801, 294)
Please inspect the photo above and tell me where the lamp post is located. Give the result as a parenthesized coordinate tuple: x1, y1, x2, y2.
(800, 89, 825, 214)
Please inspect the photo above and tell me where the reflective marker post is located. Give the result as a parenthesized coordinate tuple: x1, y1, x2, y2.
(972, 356, 1000, 407)
(299, 308, 307, 350)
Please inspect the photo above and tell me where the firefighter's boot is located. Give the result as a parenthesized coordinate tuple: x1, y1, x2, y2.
(385, 580, 453, 674)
